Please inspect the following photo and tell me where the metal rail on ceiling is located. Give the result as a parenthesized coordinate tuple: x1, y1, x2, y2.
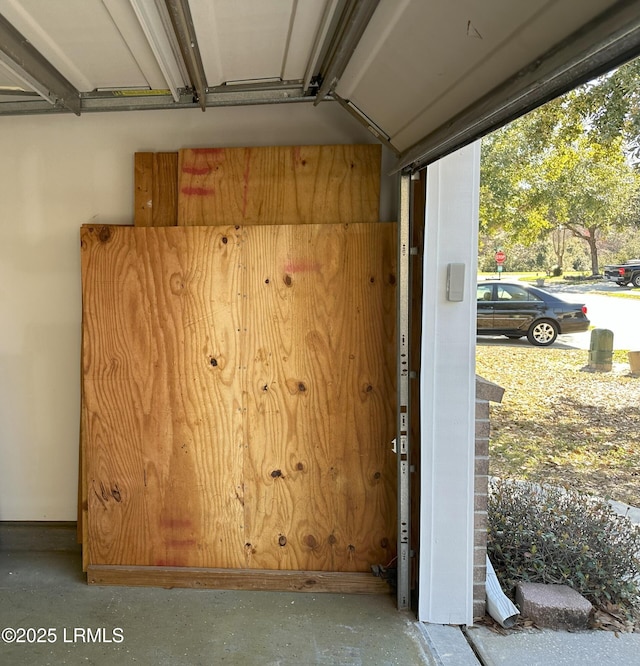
(163, 0, 208, 111)
(313, 0, 380, 104)
(0, 12, 81, 115)
(0, 81, 318, 116)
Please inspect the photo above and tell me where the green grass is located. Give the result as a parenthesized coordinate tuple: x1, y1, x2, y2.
(590, 289, 640, 300)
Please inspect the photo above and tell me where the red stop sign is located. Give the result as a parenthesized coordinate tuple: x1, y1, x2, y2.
(495, 250, 506, 265)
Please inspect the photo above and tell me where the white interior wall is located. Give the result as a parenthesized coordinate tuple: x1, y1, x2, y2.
(0, 102, 395, 521)
(418, 143, 480, 625)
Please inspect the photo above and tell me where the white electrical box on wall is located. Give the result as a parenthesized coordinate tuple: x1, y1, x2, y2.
(446, 263, 465, 301)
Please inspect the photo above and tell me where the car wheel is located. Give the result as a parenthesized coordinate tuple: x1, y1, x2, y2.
(527, 319, 558, 346)
(632, 274, 640, 288)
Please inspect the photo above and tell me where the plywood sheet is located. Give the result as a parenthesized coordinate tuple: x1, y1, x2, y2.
(81, 222, 396, 573)
(177, 144, 381, 226)
(241, 223, 397, 572)
(134, 153, 178, 227)
(81, 224, 245, 568)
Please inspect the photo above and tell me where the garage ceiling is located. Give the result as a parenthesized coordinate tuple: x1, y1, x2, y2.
(1, 0, 640, 170)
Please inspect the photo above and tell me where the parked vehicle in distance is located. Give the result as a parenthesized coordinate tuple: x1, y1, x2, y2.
(477, 281, 590, 346)
(603, 260, 640, 287)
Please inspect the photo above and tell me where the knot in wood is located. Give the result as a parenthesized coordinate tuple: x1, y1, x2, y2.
(98, 226, 112, 243)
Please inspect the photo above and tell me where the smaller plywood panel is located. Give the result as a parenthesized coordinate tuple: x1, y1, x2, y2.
(81, 224, 245, 569)
(241, 223, 397, 573)
(134, 153, 178, 226)
(177, 144, 381, 226)
(87, 565, 390, 594)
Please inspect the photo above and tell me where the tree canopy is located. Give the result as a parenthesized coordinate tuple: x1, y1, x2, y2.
(480, 59, 640, 274)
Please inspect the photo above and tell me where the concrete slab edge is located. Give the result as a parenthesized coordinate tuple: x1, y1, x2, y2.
(464, 628, 499, 666)
(417, 623, 481, 666)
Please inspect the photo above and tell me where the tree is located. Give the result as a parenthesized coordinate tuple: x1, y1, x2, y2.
(569, 58, 640, 162)
(480, 70, 640, 274)
(530, 136, 639, 274)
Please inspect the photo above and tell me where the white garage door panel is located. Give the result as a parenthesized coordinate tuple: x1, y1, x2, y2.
(281, 0, 333, 82)
(336, 0, 619, 152)
(191, 0, 303, 85)
(0, 0, 159, 92)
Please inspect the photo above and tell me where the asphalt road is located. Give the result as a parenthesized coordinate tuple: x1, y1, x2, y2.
(477, 279, 640, 351)
(546, 281, 640, 350)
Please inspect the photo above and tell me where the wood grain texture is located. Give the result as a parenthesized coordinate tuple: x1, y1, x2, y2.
(242, 223, 397, 572)
(81, 224, 245, 568)
(79, 305, 89, 565)
(87, 565, 390, 594)
(79, 389, 88, 568)
(134, 153, 178, 227)
(78, 396, 85, 546)
(177, 145, 381, 226)
(81, 223, 396, 573)
(134, 153, 153, 227)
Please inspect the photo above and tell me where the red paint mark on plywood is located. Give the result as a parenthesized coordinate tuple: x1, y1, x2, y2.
(284, 260, 321, 274)
(181, 186, 214, 197)
(181, 165, 210, 175)
(160, 518, 192, 529)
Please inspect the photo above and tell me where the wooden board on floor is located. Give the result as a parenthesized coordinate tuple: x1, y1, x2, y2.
(177, 145, 381, 226)
(134, 152, 178, 226)
(81, 223, 396, 573)
(87, 565, 391, 594)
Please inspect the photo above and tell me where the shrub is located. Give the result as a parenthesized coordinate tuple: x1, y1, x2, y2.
(487, 479, 640, 616)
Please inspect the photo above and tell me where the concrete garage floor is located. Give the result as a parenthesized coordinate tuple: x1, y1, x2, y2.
(0, 524, 435, 666)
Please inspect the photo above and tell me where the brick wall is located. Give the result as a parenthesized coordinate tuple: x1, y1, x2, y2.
(473, 376, 504, 620)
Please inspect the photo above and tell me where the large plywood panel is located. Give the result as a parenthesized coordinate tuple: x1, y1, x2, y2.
(81, 224, 245, 568)
(81, 222, 396, 574)
(177, 145, 381, 226)
(242, 223, 397, 572)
